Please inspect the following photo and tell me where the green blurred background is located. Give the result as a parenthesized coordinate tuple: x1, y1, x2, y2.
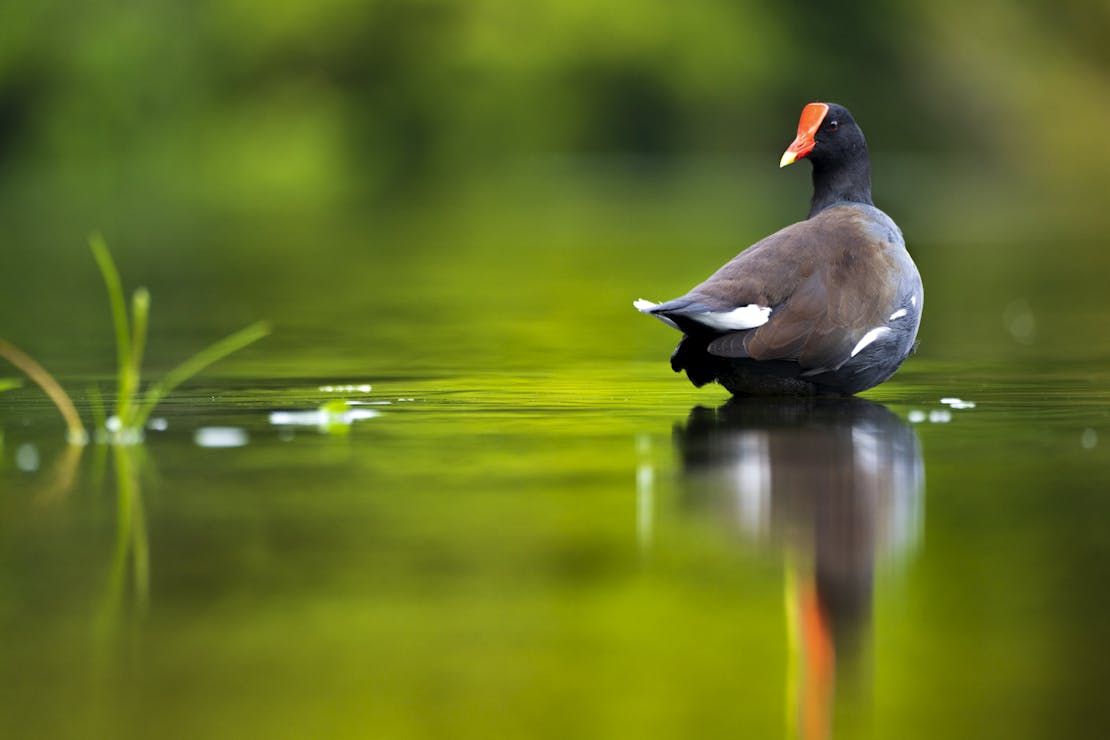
(3, 0, 1110, 377)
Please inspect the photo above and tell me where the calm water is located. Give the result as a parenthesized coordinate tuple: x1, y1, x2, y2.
(2, 196, 1110, 739)
(4, 360, 1109, 739)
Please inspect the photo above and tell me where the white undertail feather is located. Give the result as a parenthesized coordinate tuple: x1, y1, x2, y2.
(635, 299, 770, 332)
(689, 304, 772, 331)
(633, 299, 680, 329)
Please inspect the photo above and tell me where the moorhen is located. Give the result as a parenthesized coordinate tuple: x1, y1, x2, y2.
(635, 102, 922, 396)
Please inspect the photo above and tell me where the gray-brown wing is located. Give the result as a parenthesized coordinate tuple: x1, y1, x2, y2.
(706, 206, 900, 371)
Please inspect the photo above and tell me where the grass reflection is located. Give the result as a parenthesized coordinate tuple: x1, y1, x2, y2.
(676, 398, 924, 739)
(21, 440, 85, 506)
(96, 444, 151, 635)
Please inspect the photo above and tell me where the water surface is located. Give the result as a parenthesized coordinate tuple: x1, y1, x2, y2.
(3, 351, 1109, 739)
(2, 191, 1110, 738)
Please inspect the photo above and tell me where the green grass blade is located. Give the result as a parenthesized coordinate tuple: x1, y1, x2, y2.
(89, 235, 133, 419)
(0, 378, 23, 393)
(132, 321, 270, 430)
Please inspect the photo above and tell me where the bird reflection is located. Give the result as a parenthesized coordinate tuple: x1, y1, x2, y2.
(676, 397, 924, 740)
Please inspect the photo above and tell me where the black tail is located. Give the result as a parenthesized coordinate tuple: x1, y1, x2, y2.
(670, 335, 721, 388)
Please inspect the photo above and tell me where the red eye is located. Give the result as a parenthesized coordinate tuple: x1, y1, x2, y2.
(828, 120, 840, 131)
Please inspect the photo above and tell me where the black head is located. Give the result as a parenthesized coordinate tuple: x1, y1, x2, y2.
(780, 102, 868, 169)
(780, 102, 873, 215)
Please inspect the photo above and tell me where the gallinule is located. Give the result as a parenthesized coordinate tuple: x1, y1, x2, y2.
(635, 102, 922, 396)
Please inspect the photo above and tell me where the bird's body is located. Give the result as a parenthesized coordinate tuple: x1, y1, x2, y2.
(635, 102, 922, 396)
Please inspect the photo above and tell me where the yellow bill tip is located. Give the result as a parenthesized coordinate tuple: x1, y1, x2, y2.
(780, 150, 798, 168)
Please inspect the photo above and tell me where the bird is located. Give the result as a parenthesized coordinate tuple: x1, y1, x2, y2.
(634, 102, 923, 396)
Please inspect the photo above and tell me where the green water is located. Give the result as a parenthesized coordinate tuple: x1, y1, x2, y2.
(2, 189, 1110, 739)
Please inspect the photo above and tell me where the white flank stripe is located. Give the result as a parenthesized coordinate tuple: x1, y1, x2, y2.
(690, 304, 771, 331)
(910, 294, 918, 306)
(889, 308, 908, 321)
(850, 326, 892, 357)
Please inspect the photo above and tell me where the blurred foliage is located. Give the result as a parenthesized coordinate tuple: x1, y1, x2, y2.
(2, 0, 1108, 219)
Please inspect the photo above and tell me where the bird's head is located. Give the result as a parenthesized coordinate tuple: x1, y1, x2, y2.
(780, 102, 866, 169)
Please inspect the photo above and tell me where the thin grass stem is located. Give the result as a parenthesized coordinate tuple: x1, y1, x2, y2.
(132, 321, 270, 430)
(127, 288, 150, 426)
(89, 234, 133, 420)
(0, 338, 87, 444)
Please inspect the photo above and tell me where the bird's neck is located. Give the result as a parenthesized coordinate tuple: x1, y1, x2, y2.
(808, 154, 873, 218)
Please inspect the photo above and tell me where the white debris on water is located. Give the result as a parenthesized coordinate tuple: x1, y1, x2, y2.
(318, 384, 373, 394)
(194, 427, 250, 448)
(907, 409, 952, 423)
(15, 443, 39, 472)
(269, 406, 381, 429)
